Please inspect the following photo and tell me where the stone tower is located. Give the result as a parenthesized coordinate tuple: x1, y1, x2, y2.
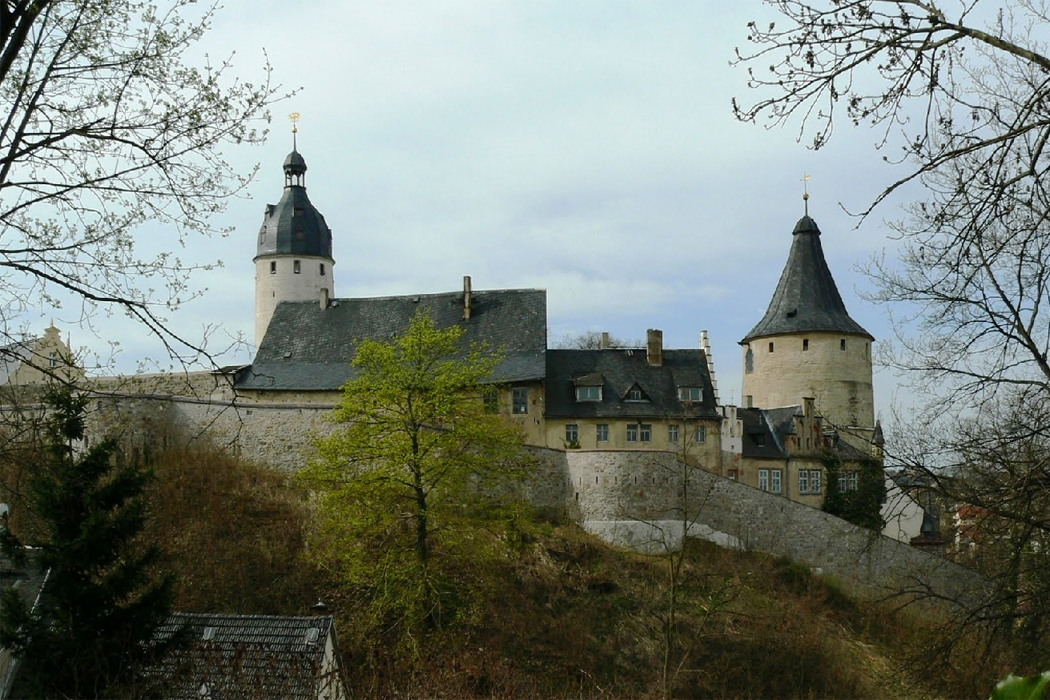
(740, 214, 874, 434)
(254, 147, 335, 345)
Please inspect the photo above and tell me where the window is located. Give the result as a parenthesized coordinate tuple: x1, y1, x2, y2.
(320, 263, 326, 276)
(640, 424, 652, 442)
(810, 470, 822, 494)
(565, 424, 579, 445)
(799, 470, 809, 494)
(269, 261, 276, 274)
(293, 260, 301, 274)
(803, 338, 809, 351)
(840, 338, 846, 351)
(839, 471, 858, 492)
(745, 347, 754, 374)
(483, 388, 498, 414)
(771, 469, 782, 493)
(668, 425, 679, 443)
(769, 342, 774, 352)
(596, 424, 609, 442)
(759, 469, 769, 491)
(627, 424, 638, 442)
(512, 387, 529, 414)
(48, 353, 58, 368)
(259, 232, 265, 244)
(626, 386, 646, 401)
(694, 425, 706, 443)
(678, 387, 702, 402)
(576, 386, 601, 401)
(753, 433, 765, 447)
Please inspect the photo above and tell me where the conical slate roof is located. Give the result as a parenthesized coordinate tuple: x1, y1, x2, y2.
(255, 150, 333, 260)
(741, 215, 872, 342)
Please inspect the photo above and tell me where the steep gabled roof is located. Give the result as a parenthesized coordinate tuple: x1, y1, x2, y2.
(146, 613, 345, 700)
(236, 288, 547, 391)
(544, 349, 720, 419)
(742, 215, 872, 343)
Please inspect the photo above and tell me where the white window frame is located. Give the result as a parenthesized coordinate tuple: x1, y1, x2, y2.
(799, 470, 809, 494)
(627, 424, 639, 442)
(575, 386, 601, 402)
(596, 424, 609, 442)
(668, 424, 679, 443)
(810, 470, 822, 494)
(694, 426, 706, 443)
(640, 424, 652, 442)
(771, 469, 782, 494)
(565, 424, 578, 444)
(677, 387, 702, 402)
(759, 469, 769, 491)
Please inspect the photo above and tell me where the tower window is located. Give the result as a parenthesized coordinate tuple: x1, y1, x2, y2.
(768, 342, 774, 353)
(745, 347, 754, 374)
(840, 339, 846, 351)
(293, 260, 301, 274)
(320, 263, 326, 276)
(803, 339, 809, 351)
(269, 261, 276, 274)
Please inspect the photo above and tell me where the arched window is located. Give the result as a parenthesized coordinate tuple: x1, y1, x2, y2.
(745, 347, 754, 374)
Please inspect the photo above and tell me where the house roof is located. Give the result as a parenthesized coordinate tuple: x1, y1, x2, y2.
(146, 613, 344, 700)
(741, 215, 872, 343)
(236, 288, 547, 391)
(544, 349, 720, 419)
(255, 150, 333, 261)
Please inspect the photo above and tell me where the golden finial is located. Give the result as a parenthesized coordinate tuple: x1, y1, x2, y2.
(802, 173, 811, 216)
(289, 112, 301, 150)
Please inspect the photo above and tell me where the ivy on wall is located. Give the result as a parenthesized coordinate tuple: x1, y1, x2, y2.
(821, 453, 886, 531)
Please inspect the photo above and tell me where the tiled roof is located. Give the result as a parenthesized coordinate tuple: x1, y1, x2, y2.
(544, 349, 720, 419)
(742, 215, 872, 343)
(236, 288, 547, 391)
(255, 150, 333, 261)
(147, 613, 344, 700)
(738, 407, 789, 459)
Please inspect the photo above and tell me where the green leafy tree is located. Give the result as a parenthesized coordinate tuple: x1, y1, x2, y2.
(0, 387, 175, 699)
(298, 311, 528, 641)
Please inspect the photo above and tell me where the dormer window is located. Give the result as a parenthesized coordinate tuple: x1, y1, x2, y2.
(624, 383, 649, 402)
(576, 386, 601, 402)
(677, 387, 702, 402)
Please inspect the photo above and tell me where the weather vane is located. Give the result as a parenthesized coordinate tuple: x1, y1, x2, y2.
(289, 112, 301, 150)
(802, 173, 811, 216)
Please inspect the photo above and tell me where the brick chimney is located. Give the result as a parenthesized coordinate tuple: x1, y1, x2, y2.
(646, 329, 663, 366)
(463, 275, 472, 320)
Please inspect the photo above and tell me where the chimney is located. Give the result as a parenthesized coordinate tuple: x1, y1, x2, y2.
(319, 287, 329, 310)
(745, 395, 753, 408)
(646, 329, 663, 366)
(600, 332, 611, 350)
(463, 275, 472, 320)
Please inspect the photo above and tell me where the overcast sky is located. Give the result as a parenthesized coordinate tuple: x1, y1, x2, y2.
(50, 1, 922, 421)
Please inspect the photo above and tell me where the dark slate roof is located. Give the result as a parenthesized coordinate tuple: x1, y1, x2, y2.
(236, 288, 547, 391)
(255, 151, 333, 260)
(544, 349, 720, 419)
(146, 613, 344, 700)
(742, 215, 873, 343)
(739, 406, 789, 459)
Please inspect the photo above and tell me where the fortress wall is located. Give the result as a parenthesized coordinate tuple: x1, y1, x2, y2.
(76, 392, 985, 605)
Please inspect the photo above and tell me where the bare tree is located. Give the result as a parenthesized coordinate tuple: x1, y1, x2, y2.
(734, 0, 1050, 676)
(553, 331, 641, 349)
(0, 0, 284, 362)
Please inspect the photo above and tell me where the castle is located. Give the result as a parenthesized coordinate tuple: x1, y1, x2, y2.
(231, 146, 884, 513)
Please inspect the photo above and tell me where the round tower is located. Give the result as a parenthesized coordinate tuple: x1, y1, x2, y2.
(740, 214, 874, 431)
(254, 147, 335, 345)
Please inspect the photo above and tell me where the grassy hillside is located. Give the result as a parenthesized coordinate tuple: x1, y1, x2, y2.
(141, 448, 1004, 699)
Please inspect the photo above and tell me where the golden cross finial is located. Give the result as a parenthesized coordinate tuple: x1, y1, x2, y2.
(802, 173, 811, 216)
(289, 112, 301, 150)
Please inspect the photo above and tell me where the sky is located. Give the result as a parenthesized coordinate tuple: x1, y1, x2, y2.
(47, 0, 923, 422)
